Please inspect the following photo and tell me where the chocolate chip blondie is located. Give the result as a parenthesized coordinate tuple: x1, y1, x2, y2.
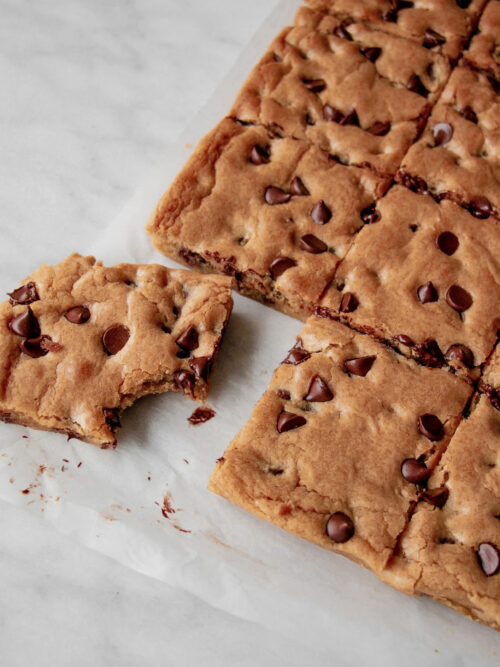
(0, 254, 233, 448)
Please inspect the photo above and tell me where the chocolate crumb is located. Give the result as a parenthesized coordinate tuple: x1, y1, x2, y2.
(188, 407, 215, 425)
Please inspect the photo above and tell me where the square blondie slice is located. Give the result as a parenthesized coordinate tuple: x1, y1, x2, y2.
(382, 395, 500, 631)
(318, 186, 500, 376)
(462, 0, 500, 79)
(303, 0, 487, 61)
(231, 8, 450, 176)
(209, 316, 471, 575)
(147, 118, 387, 321)
(397, 65, 500, 221)
(0, 254, 233, 448)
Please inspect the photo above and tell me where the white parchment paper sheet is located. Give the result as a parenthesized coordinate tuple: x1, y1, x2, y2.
(0, 1, 498, 662)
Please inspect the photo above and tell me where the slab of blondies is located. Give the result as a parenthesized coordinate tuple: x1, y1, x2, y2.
(0, 254, 233, 448)
(210, 315, 471, 575)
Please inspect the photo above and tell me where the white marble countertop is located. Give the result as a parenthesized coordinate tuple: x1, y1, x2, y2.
(0, 2, 321, 664)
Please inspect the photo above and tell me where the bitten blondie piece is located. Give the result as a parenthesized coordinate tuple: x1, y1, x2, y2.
(397, 65, 500, 220)
(209, 316, 471, 575)
(231, 9, 450, 176)
(480, 343, 500, 409)
(382, 395, 500, 631)
(0, 254, 233, 448)
(318, 186, 500, 375)
(303, 0, 487, 60)
(462, 0, 500, 79)
(147, 118, 387, 321)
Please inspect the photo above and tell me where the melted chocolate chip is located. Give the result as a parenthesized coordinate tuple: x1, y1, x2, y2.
(176, 325, 199, 351)
(277, 389, 291, 400)
(469, 196, 492, 219)
(415, 339, 444, 367)
(8, 282, 39, 305)
(304, 375, 333, 402)
(8, 307, 40, 338)
(340, 109, 359, 126)
(311, 200, 332, 224)
(432, 122, 453, 146)
(418, 413, 444, 441)
(282, 339, 311, 365)
(265, 186, 291, 206)
(173, 370, 196, 395)
(270, 257, 296, 280)
(333, 25, 352, 40)
(323, 104, 344, 123)
(423, 29, 446, 49)
(344, 356, 375, 376)
(477, 543, 500, 576)
(407, 74, 429, 97)
(103, 408, 121, 433)
(417, 282, 438, 303)
(444, 344, 474, 368)
(460, 106, 477, 123)
(456, 0, 471, 7)
(20, 335, 53, 358)
(340, 292, 358, 313)
(436, 231, 459, 255)
(360, 46, 381, 62)
(290, 177, 309, 196)
(303, 78, 326, 93)
(189, 356, 211, 381)
(361, 203, 380, 224)
(396, 334, 414, 346)
(446, 285, 472, 312)
(250, 145, 270, 165)
(102, 324, 130, 355)
(277, 410, 307, 433)
(401, 458, 430, 484)
(368, 121, 391, 136)
(382, 8, 398, 21)
(398, 170, 429, 194)
(300, 234, 327, 254)
(64, 306, 90, 324)
(419, 486, 449, 507)
(188, 407, 215, 425)
(326, 512, 354, 543)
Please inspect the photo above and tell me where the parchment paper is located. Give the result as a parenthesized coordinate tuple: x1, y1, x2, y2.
(0, 1, 498, 662)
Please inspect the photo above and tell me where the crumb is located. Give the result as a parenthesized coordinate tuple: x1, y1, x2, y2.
(21, 488, 30, 494)
(188, 407, 215, 425)
(183, 458, 189, 464)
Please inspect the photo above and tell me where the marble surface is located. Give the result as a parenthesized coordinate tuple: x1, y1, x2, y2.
(0, 1, 324, 665)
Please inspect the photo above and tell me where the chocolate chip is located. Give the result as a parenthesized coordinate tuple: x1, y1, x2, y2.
(323, 104, 344, 123)
(444, 344, 474, 368)
(300, 234, 327, 254)
(415, 339, 444, 367)
(173, 370, 196, 395)
(407, 74, 429, 97)
(417, 282, 438, 304)
(418, 414, 444, 441)
(250, 145, 270, 165)
(311, 200, 332, 224)
(333, 25, 352, 40)
(368, 121, 391, 136)
(477, 543, 500, 576)
(326, 512, 354, 543)
(419, 486, 449, 507)
(360, 46, 381, 62)
(361, 203, 380, 224)
(305, 113, 315, 126)
(103, 408, 121, 433)
(423, 29, 446, 49)
(189, 356, 211, 381)
(64, 306, 90, 324)
(382, 8, 398, 22)
(446, 285, 472, 312)
(401, 458, 430, 484)
(340, 109, 359, 126)
(469, 196, 492, 219)
(176, 325, 199, 351)
(303, 78, 326, 93)
(8, 307, 40, 338)
(340, 292, 358, 313)
(188, 407, 215, 425)
(396, 334, 414, 346)
(277, 389, 291, 400)
(290, 177, 309, 196)
(344, 356, 375, 376)
(277, 410, 307, 433)
(270, 257, 296, 280)
(102, 324, 130, 355)
(20, 335, 52, 358)
(398, 170, 429, 194)
(265, 186, 291, 205)
(456, 0, 471, 7)
(282, 339, 311, 365)
(304, 375, 333, 402)
(8, 282, 39, 305)
(432, 122, 453, 146)
(436, 231, 459, 255)
(460, 106, 477, 123)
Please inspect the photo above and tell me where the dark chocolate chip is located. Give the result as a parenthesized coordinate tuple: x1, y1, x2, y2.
(277, 389, 291, 400)
(189, 356, 211, 381)
(368, 121, 391, 136)
(303, 78, 326, 93)
(8, 282, 39, 305)
(173, 370, 196, 395)
(344, 356, 376, 376)
(446, 285, 472, 312)
(407, 74, 429, 97)
(265, 186, 291, 205)
(277, 410, 307, 433)
(8, 307, 40, 338)
(460, 106, 477, 123)
(323, 104, 344, 123)
(250, 145, 270, 165)
(64, 306, 90, 324)
(300, 234, 327, 254)
(361, 203, 380, 224)
(270, 257, 296, 280)
(360, 46, 381, 62)
(436, 231, 459, 255)
(333, 25, 352, 40)
(401, 458, 430, 484)
(432, 122, 453, 146)
(382, 9, 398, 22)
(282, 339, 311, 365)
(102, 324, 130, 355)
(304, 375, 333, 402)
(340, 109, 359, 126)
(417, 281, 438, 304)
(419, 486, 449, 507)
(398, 170, 429, 194)
(103, 408, 121, 433)
(415, 339, 444, 367)
(418, 413, 444, 441)
(423, 28, 446, 49)
(477, 543, 500, 576)
(396, 334, 414, 346)
(188, 407, 215, 425)
(20, 335, 53, 358)
(290, 177, 309, 196)
(305, 113, 315, 126)
(456, 0, 471, 7)
(444, 344, 474, 368)
(340, 292, 358, 313)
(326, 512, 354, 543)
(311, 200, 332, 224)
(176, 325, 199, 351)
(469, 196, 492, 219)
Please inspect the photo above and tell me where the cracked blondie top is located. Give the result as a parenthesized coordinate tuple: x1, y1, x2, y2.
(0, 254, 233, 448)
(209, 315, 471, 574)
